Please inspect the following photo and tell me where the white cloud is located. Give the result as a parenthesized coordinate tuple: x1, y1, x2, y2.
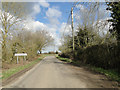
(39, 1, 49, 7)
(25, 19, 47, 31)
(46, 7, 62, 25)
(46, 7, 61, 18)
(59, 22, 72, 36)
(33, 4, 41, 15)
(30, 1, 49, 16)
(36, 0, 49, 7)
(93, 18, 113, 37)
(33, 21, 47, 30)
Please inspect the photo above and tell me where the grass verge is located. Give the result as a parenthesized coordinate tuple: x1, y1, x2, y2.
(2, 55, 46, 80)
(56, 55, 72, 63)
(56, 55, 120, 82)
(90, 66, 120, 82)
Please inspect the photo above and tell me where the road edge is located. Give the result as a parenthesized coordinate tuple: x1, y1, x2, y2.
(2, 56, 46, 87)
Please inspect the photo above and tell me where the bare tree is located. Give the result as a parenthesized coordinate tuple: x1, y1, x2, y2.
(33, 30, 54, 53)
(0, 2, 27, 61)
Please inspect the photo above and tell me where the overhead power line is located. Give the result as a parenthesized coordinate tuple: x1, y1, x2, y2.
(62, 2, 80, 37)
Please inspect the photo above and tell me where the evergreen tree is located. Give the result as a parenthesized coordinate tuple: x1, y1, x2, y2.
(106, 2, 120, 45)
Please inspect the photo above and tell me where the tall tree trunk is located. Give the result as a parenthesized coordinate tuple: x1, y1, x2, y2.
(2, 27, 8, 62)
(2, 35, 7, 62)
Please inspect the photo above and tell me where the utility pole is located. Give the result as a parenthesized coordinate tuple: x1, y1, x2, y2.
(71, 7, 75, 58)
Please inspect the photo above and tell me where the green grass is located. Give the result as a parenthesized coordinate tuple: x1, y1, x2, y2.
(56, 55, 72, 63)
(0, 73, 2, 79)
(56, 55, 120, 82)
(90, 66, 120, 82)
(2, 54, 56, 80)
(2, 55, 45, 80)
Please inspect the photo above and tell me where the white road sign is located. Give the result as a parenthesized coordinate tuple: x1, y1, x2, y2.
(15, 53, 27, 56)
(15, 53, 27, 64)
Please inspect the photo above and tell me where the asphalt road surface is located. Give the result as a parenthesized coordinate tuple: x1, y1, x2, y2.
(4, 56, 119, 88)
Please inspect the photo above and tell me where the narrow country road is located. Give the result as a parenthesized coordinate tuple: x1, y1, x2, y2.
(4, 56, 119, 88)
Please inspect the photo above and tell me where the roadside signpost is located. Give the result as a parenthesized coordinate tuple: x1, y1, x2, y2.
(15, 53, 27, 64)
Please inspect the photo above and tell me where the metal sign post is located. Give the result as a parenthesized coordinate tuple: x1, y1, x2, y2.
(15, 53, 27, 64)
